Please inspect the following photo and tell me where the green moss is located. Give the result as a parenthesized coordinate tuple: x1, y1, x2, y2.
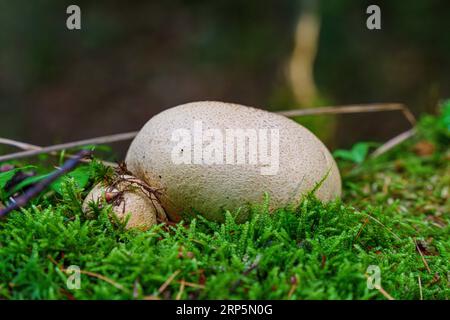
(0, 112, 448, 300)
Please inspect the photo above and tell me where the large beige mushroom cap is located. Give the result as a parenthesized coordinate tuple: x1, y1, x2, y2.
(82, 175, 166, 230)
(126, 101, 341, 222)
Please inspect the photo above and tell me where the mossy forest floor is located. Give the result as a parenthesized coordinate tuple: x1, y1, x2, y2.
(0, 109, 449, 300)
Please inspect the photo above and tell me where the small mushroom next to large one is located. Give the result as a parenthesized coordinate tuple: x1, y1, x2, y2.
(82, 175, 167, 230)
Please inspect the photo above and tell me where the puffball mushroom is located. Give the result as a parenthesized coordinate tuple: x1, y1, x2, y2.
(126, 101, 341, 222)
(82, 175, 166, 230)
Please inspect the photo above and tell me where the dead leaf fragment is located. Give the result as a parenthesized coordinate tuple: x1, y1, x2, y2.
(413, 140, 435, 156)
(425, 215, 447, 228)
(416, 239, 439, 256)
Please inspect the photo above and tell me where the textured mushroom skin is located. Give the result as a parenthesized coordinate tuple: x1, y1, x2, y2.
(126, 101, 341, 222)
(82, 176, 163, 230)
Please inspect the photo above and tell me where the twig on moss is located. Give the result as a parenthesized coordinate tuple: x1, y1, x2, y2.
(176, 279, 185, 300)
(48, 254, 128, 293)
(376, 285, 395, 300)
(76, 269, 127, 292)
(363, 272, 396, 300)
(356, 211, 402, 241)
(176, 280, 205, 289)
(0, 132, 137, 162)
(0, 150, 92, 218)
(158, 270, 181, 295)
(414, 238, 432, 274)
(353, 217, 370, 244)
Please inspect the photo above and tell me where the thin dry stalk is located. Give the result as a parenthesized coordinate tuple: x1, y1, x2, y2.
(158, 270, 181, 294)
(287, 285, 297, 299)
(353, 217, 370, 243)
(277, 103, 416, 125)
(75, 269, 127, 292)
(376, 285, 395, 300)
(414, 238, 432, 274)
(0, 136, 117, 167)
(280, 103, 417, 158)
(176, 279, 186, 300)
(0, 131, 137, 162)
(287, 279, 298, 299)
(143, 295, 161, 300)
(371, 128, 417, 158)
(176, 280, 205, 289)
(364, 271, 396, 300)
(418, 275, 423, 300)
(361, 213, 402, 241)
(0, 103, 416, 162)
(47, 255, 128, 293)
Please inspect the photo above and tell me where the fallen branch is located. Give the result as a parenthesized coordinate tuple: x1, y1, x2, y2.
(370, 128, 417, 158)
(0, 103, 415, 162)
(280, 103, 417, 159)
(277, 103, 416, 126)
(0, 132, 137, 163)
(0, 150, 92, 218)
(0, 137, 117, 167)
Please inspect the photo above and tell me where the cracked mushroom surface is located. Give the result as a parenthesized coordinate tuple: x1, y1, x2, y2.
(82, 175, 166, 230)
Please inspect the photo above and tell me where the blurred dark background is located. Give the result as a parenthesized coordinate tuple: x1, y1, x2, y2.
(1, 0, 449, 156)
